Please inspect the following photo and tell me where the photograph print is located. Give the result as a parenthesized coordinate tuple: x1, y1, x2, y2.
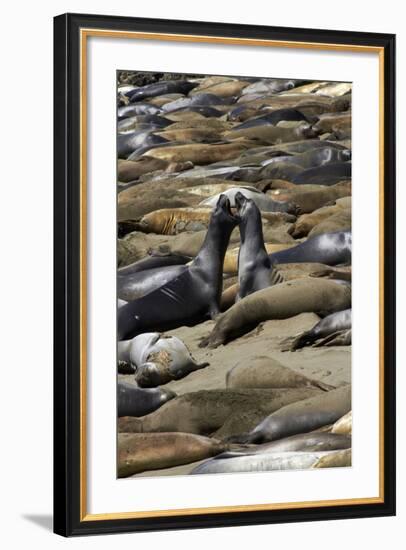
(116, 70, 352, 479)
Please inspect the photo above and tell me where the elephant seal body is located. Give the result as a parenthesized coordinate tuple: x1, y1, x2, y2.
(191, 450, 333, 475)
(332, 411, 352, 434)
(117, 195, 239, 340)
(226, 356, 333, 391)
(234, 192, 280, 300)
(270, 230, 352, 266)
(117, 381, 176, 417)
(312, 448, 351, 468)
(292, 162, 351, 185)
(118, 253, 191, 277)
(201, 278, 351, 348)
(128, 80, 197, 102)
(117, 265, 187, 301)
(118, 332, 209, 387)
(241, 385, 351, 444)
(118, 433, 227, 477)
(118, 388, 322, 438)
(226, 432, 351, 456)
(283, 309, 352, 350)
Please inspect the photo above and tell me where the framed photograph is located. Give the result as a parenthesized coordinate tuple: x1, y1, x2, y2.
(53, 13, 396, 536)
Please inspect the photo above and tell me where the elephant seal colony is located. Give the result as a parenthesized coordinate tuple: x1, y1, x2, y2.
(116, 71, 352, 477)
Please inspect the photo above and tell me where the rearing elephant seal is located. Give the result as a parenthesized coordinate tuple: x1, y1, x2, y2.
(118, 195, 239, 340)
(200, 278, 351, 348)
(235, 192, 280, 301)
(118, 332, 209, 387)
(117, 381, 176, 417)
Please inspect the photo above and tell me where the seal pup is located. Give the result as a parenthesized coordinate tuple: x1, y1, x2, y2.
(117, 381, 176, 417)
(118, 332, 209, 387)
(236, 385, 351, 444)
(200, 278, 351, 348)
(234, 192, 281, 301)
(282, 309, 351, 351)
(117, 195, 239, 340)
(118, 433, 227, 477)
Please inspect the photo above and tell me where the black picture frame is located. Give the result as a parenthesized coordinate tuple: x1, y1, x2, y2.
(54, 12, 396, 537)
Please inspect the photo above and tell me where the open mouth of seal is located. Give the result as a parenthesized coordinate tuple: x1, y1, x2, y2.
(234, 191, 248, 214)
(218, 194, 239, 222)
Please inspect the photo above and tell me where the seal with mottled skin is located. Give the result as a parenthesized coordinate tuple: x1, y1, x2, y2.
(118, 433, 228, 477)
(117, 195, 239, 340)
(118, 387, 322, 438)
(117, 381, 176, 417)
(270, 230, 352, 266)
(191, 450, 335, 475)
(236, 385, 351, 444)
(200, 278, 351, 348)
(118, 332, 209, 387)
(282, 309, 352, 351)
(234, 192, 280, 300)
(226, 355, 333, 391)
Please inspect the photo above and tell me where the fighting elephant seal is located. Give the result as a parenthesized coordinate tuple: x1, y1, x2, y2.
(118, 332, 209, 387)
(236, 385, 351, 444)
(118, 195, 239, 340)
(117, 381, 176, 417)
(234, 192, 280, 301)
(200, 278, 351, 348)
(118, 387, 322, 438)
(226, 356, 333, 391)
(118, 433, 227, 477)
(282, 309, 352, 351)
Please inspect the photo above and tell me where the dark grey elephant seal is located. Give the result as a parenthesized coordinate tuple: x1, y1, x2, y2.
(118, 253, 191, 277)
(117, 195, 239, 340)
(117, 381, 176, 417)
(234, 108, 309, 130)
(128, 80, 197, 103)
(292, 162, 351, 185)
(270, 230, 351, 266)
(237, 385, 351, 444)
(118, 264, 187, 301)
(283, 309, 352, 350)
(235, 192, 281, 301)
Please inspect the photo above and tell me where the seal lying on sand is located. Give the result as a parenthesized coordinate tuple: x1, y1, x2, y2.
(270, 230, 352, 266)
(118, 432, 227, 477)
(312, 448, 351, 468)
(191, 450, 335, 475)
(200, 278, 351, 348)
(224, 432, 351, 456)
(331, 411, 352, 434)
(281, 309, 352, 350)
(118, 195, 239, 340)
(117, 381, 176, 417)
(118, 388, 322, 438)
(226, 355, 333, 391)
(234, 385, 351, 444)
(118, 332, 209, 387)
